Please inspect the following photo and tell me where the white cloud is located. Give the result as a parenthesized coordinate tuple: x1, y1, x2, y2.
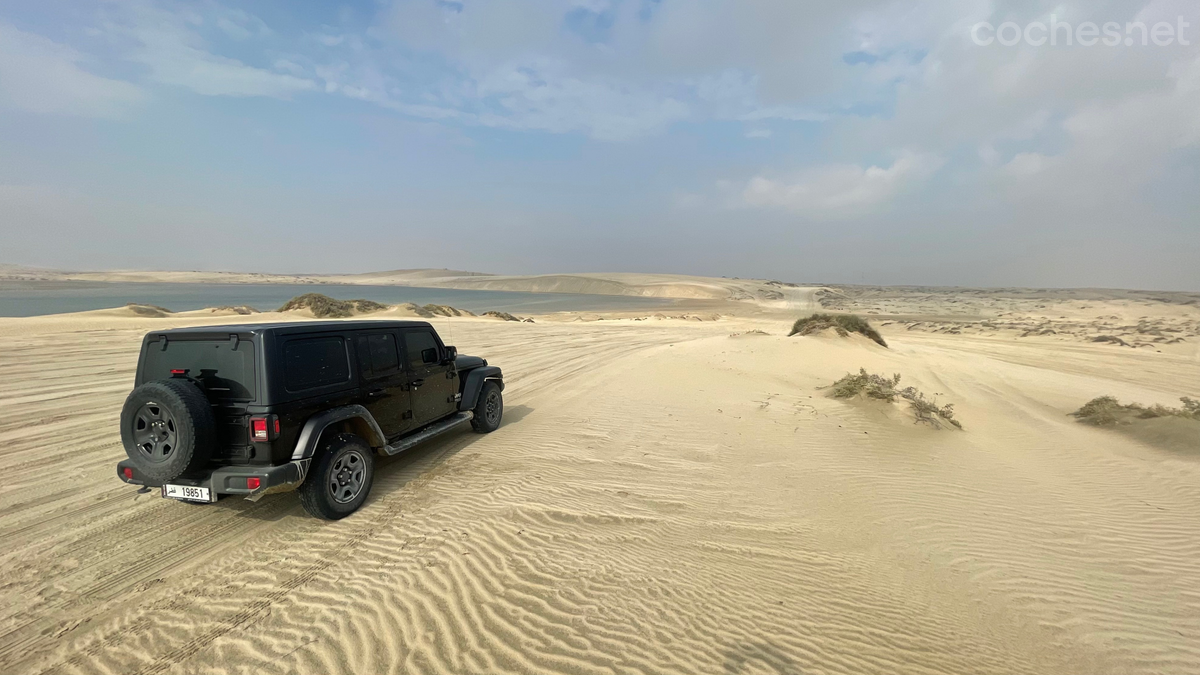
(136, 47, 317, 97)
(111, 3, 317, 98)
(213, 9, 271, 41)
(742, 152, 944, 216)
(1000, 152, 1053, 177)
(355, 0, 887, 138)
(468, 61, 691, 140)
(0, 22, 144, 118)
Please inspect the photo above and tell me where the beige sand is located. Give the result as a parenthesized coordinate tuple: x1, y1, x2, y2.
(1, 296, 1199, 674)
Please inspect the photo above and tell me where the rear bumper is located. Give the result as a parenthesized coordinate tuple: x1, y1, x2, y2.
(117, 458, 312, 500)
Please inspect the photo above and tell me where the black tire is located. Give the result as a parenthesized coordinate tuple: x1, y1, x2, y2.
(120, 379, 215, 483)
(470, 380, 503, 433)
(299, 433, 375, 520)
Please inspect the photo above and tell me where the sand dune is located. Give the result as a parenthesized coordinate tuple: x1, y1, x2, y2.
(1, 302, 1198, 674)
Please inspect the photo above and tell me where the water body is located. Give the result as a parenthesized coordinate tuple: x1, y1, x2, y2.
(0, 281, 678, 318)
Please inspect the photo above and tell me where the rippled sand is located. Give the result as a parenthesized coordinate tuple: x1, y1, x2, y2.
(1, 308, 1198, 674)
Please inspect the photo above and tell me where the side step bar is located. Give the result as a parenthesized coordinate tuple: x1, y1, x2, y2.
(382, 411, 474, 456)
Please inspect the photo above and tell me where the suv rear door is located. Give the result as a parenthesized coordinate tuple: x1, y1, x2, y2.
(354, 330, 413, 440)
(402, 328, 458, 426)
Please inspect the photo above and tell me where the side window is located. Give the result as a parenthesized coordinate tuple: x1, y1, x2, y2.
(403, 331, 440, 368)
(368, 333, 400, 375)
(284, 337, 351, 391)
(355, 336, 372, 375)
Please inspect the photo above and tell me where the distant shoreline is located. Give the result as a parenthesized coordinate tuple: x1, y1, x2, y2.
(0, 280, 686, 318)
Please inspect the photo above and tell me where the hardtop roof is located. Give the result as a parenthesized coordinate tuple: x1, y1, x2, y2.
(145, 320, 435, 337)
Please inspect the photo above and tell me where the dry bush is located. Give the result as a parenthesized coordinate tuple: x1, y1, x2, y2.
(125, 303, 173, 315)
(212, 305, 259, 315)
(277, 293, 388, 318)
(1073, 395, 1200, 425)
(789, 314, 887, 348)
(1183, 397, 1200, 416)
(830, 369, 902, 401)
(829, 368, 961, 429)
(420, 304, 474, 317)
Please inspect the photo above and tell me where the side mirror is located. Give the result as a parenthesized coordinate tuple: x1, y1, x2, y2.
(443, 345, 457, 363)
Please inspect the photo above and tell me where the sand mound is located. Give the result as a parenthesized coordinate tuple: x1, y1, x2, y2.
(423, 303, 474, 318)
(828, 368, 963, 429)
(277, 293, 389, 318)
(200, 305, 260, 316)
(78, 303, 175, 318)
(790, 313, 887, 347)
(382, 303, 475, 318)
(482, 311, 534, 322)
(1071, 396, 1199, 453)
(123, 303, 173, 317)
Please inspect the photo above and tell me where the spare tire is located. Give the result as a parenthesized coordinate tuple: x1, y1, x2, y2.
(120, 379, 215, 482)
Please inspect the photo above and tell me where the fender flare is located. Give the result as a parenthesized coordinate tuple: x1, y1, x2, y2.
(459, 366, 504, 411)
(290, 405, 386, 460)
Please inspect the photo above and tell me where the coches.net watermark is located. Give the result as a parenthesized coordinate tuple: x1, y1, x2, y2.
(972, 15, 1192, 47)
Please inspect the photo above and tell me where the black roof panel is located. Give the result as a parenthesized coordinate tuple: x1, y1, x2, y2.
(146, 320, 433, 337)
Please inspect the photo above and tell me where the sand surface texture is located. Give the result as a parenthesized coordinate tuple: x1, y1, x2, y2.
(1, 304, 1198, 674)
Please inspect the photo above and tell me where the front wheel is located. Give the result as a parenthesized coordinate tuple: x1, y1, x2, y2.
(299, 433, 375, 520)
(471, 381, 503, 433)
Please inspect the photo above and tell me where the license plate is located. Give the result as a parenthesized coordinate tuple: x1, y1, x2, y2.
(162, 484, 212, 502)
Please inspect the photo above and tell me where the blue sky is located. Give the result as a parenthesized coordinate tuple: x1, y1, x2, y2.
(1, 0, 1198, 289)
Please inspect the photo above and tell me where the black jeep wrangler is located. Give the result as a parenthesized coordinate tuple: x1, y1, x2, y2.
(115, 320, 503, 519)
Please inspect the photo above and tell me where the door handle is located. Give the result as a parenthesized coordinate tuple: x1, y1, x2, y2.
(409, 379, 425, 389)
(366, 388, 386, 398)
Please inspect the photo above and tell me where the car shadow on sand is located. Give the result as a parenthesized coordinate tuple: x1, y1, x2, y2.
(221, 404, 534, 521)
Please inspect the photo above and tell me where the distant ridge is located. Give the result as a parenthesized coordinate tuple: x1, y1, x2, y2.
(0, 266, 819, 309)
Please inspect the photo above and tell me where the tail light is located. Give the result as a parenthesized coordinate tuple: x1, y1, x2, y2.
(250, 417, 269, 441)
(247, 477, 261, 490)
(249, 415, 280, 442)
(122, 467, 134, 480)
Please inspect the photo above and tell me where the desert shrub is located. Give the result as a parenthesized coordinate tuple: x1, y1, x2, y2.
(419, 304, 473, 317)
(829, 368, 962, 429)
(789, 313, 887, 347)
(1139, 404, 1177, 419)
(903, 390, 963, 430)
(1072, 396, 1200, 425)
(1072, 396, 1127, 425)
(830, 369, 902, 401)
(352, 299, 389, 313)
(125, 303, 172, 315)
(1182, 397, 1200, 417)
(277, 293, 388, 318)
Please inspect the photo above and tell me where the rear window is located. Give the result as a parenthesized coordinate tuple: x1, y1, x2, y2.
(143, 338, 256, 400)
(284, 336, 351, 392)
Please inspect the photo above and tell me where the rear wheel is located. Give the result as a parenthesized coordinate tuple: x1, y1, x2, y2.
(470, 381, 503, 433)
(299, 433, 375, 520)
